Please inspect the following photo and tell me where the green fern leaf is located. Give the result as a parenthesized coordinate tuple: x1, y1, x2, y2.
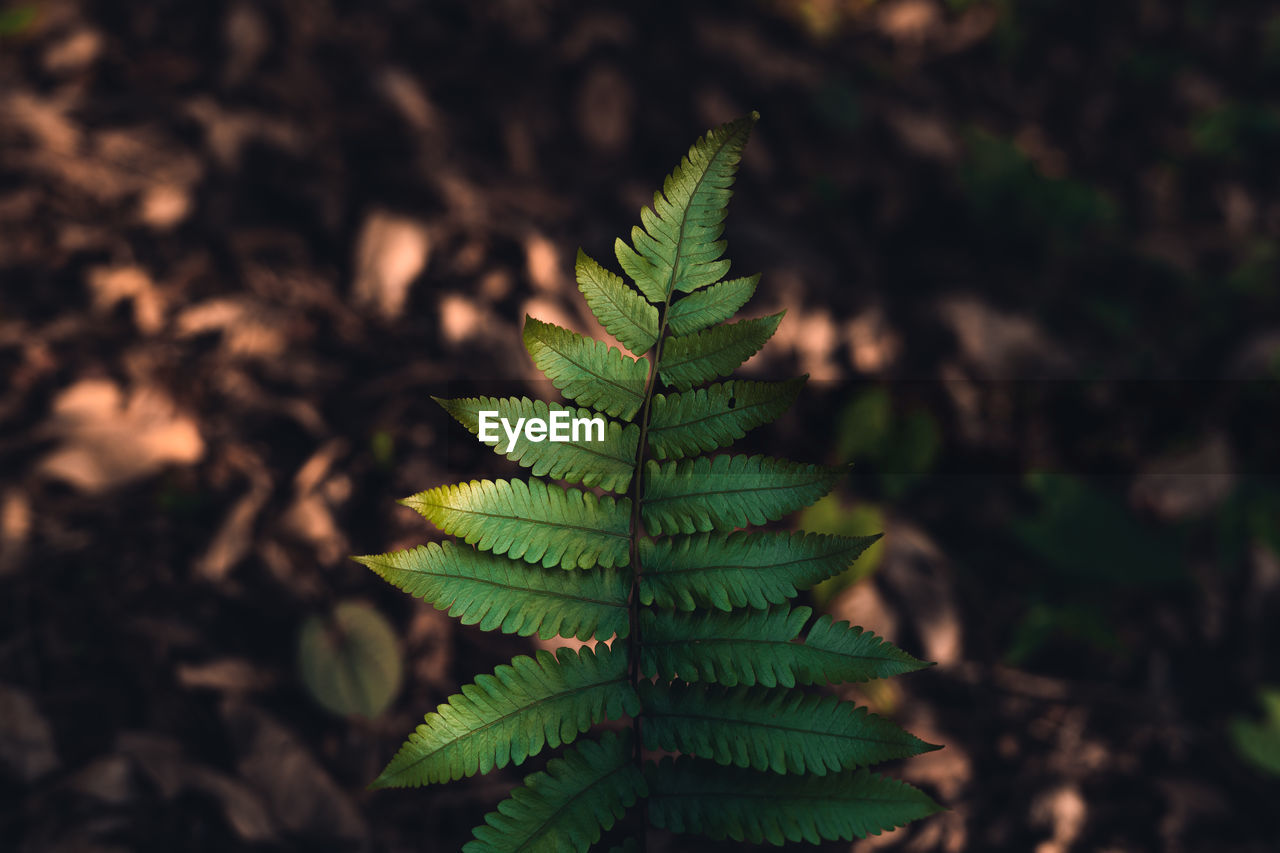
(640, 682, 938, 775)
(465, 731, 646, 853)
(402, 478, 629, 569)
(576, 250, 659, 353)
(367, 115, 942, 846)
(372, 644, 638, 788)
(615, 114, 756, 303)
(523, 317, 648, 420)
(356, 542, 629, 641)
(640, 606, 928, 687)
(657, 312, 784, 391)
(647, 759, 943, 845)
(799, 613, 932, 683)
(641, 455, 842, 535)
(435, 396, 638, 492)
(638, 530, 879, 611)
(647, 378, 805, 460)
(665, 275, 759, 335)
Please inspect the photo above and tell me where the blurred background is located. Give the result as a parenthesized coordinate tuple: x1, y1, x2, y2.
(2, 1, 1279, 850)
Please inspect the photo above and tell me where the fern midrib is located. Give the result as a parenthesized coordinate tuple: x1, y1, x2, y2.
(626, 306, 666, 837)
(384, 676, 630, 781)
(620, 122, 746, 850)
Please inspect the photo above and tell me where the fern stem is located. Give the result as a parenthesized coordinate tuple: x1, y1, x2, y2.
(626, 297, 674, 852)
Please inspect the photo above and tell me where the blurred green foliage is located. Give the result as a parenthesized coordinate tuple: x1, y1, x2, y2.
(370, 429, 396, 469)
(1005, 600, 1121, 667)
(1231, 687, 1280, 777)
(0, 4, 35, 37)
(1265, 13, 1280, 67)
(1226, 240, 1280, 298)
(798, 494, 885, 606)
(1014, 473, 1185, 588)
(1005, 473, 1189, 664)
(1216, 482, 1280, 567)
(811, 78, 862, 133)
(959, 128, 1119, 248)
(1189, 104, 1280, 161)
(834, 388, 940, 499)
(299, 600, 404, 719)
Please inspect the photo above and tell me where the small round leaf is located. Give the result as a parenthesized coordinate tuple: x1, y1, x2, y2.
(299, 600, 403, 718)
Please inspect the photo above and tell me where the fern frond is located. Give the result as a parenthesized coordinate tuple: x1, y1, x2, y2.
(576, 250, 659, 354)
(356, 542, 629, 641)
(641, 455, 842, 535)
(435, 396, 638, 492)
(640, 606, 928, 687)
(665, 275, 759, 335)
(657, 312, 784, 391)
(639, 682, 938, 776)
(523, 317, 648, 420)
(464, 731, 646, 853)
(615, 114, 756, 303)
(647, 378, 806, 460)
(372, 645, 638, 789)
(638, 530, 879, 611)
(402, 478, 629, 569)
(646, 759, 943, 845)
(367, 115, 942, 846)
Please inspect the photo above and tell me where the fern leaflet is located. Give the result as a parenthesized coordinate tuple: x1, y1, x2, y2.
(647, 759, 943, 845)
(665, 274, 759, 335)
(402, 478, 629, 570)
(356, 543, 629, 640)
(522, 317, 647, 420)
(436, 396, 637, 492)
(638, 530, 879, 611)
(640, 682, 938, 775)
(657, 312, 784, 391)
(465, 731, 646, 853)
(640, 606, 929, 687)
(641, 454, 843, 535)
(647, 378, 805, 460)
(575, 250, 659, 354)
(371, 645, 638, 788)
